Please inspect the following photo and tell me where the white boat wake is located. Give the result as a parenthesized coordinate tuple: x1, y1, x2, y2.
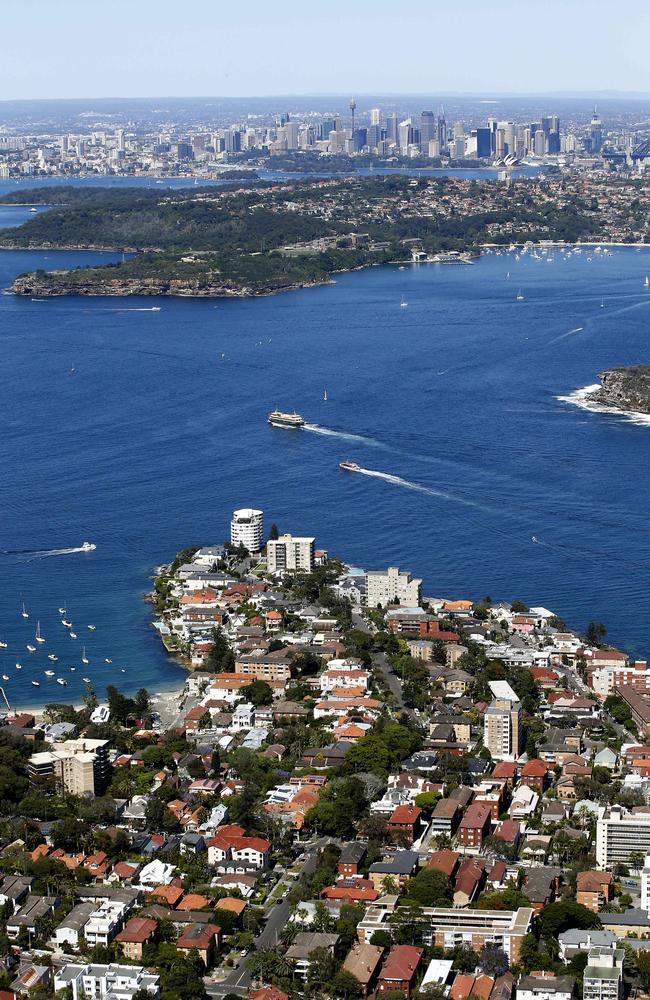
(1, 545, 96, 558)
(547, 326, 583, 345)
(351, 465, 490, 512)
(304, 424, 383, 447)
(557, 384, 650, 426)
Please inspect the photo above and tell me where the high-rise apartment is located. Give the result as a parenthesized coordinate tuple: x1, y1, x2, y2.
(230, 508, 264, 553)
(596, 805, 650, 868)
(266, 533, 315, 574)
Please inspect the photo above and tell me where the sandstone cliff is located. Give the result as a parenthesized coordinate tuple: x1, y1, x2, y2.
(587, 366, 650, 413)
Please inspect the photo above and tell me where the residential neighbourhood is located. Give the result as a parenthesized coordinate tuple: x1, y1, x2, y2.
(3, 510, 650, 1000)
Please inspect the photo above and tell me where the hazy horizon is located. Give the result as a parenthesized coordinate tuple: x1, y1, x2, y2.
(2, 0, 648, 101)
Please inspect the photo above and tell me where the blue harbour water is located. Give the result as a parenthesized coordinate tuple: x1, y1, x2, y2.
(1, 198, 650, 706)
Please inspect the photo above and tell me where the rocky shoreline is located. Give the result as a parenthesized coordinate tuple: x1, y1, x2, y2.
(8, 272, 331, 298)
(585, 365, 650, 415)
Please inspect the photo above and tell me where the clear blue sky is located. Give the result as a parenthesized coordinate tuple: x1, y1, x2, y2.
(2, 0, 648, 100)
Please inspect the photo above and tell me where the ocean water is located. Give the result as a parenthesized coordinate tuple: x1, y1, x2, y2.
(1, 239, 650, 708)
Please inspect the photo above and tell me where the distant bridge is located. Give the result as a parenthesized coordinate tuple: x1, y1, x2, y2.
(632, 137, 650, 160)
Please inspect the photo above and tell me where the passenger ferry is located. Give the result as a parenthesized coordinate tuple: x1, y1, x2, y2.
(267, 410, 305, 429)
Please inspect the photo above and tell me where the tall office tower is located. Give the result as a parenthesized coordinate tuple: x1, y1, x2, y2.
(475, 128, 492, 158)
(230, 508, 264, 553)
(398, 119, 413, 152)
(366, 124, 382, 149)
(437, 107, 447, 148)
(319, 117, 337, 140)
(495, 128, 506, 158)
(276, 112, 290, 127)
(298, 126, 315, 149)
(500, 121, 515, 153)
(226, 129, 241, 153)
(386, 112, 399, 145)
(428, 139, 441, 158)
(590, 109, 603, 152)
(116, 129, 125, 152)
(370, 108, 382, 127)
(285, 122, 299, 149)
(534, 129, 547, 156)
(453, 121, 465, 139)
(59, 135, 69, 154)
(523, 127, 532, 154)
(419, 111, 437, 150)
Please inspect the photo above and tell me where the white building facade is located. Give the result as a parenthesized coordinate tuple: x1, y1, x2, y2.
(230, 508, 264, 553)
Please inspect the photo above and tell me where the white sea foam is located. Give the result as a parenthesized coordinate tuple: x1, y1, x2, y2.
(557, 384, 650, 426)
(303, 424, 382, 447)
(353, 465, 490, 512)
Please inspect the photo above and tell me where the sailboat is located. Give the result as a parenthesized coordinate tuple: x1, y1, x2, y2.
(81, 647, 89, 665)
(400, 296, 408, 308)
(601, 298, 605, 308)
(323, 389, 328, 402)
(21, 602, 29, 619)
(516, 289, 525, 301)
(645, 275, 649, 288)
(35, 622, 45, 643)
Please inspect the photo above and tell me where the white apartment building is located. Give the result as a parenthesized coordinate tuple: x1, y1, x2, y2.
(54, 962, 159, 1000)
(641, 855, 650, 912)
(267, 533, 315, 574)
(596, 805, 650, 868)
(84, 900, 127, 947)
(230, 508, 264, 553)
(583, 948, 624, 1000)
(484, 698, 522, 760)
(365, 567, 422, 608)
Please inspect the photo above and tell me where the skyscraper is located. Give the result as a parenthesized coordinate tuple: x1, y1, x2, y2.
(419, 111, 437, 150)
(437, 107, 447, 148)
(590, 109, 603, 153)
(370, 108, 382, 127)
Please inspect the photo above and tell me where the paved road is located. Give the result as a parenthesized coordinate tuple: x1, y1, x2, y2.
(206, 839, 326, 997)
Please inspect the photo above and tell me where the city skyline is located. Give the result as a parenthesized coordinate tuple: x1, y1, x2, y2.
(2, 0, 648, 100)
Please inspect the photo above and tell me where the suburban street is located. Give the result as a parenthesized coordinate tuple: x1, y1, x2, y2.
(206, 838, 330, 997)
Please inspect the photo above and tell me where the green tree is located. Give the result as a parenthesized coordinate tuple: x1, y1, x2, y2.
(206, 626, 235, 673)
(268, 523, 280, 541)
(404, 869, 453, 907)
(585, 622, 607, 647)
(241, 680, 273, 706)
(539, 901, 600, 941)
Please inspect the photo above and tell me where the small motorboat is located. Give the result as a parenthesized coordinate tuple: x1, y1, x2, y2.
(58, 606, 66, 614)
(82, 676, 91, 683)
(45, 670, 55, 677)
(31, 680, 40, 687)
(47, 654, 58, 662)
(0, 641, 7, 649)
(81, 542, 96, 552)
(87, 624, 96, 631)
(56, 678, 67, 686)
(69, 666, 76, 672)
(15, 663, 22, 670)
(61, 619, 72, 628)
(1, 675, 9, 682)
(339, 460, 361, 472)
(70, 632, 77, 639)
(120, 668, 126, 673)
(105, 658, 112, 664)
(26, 644, 36, 653)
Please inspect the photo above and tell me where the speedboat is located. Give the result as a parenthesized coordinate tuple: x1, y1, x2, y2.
(45, 670, 55, 677)
(1, 675, 8, 682)
(56, 678, 67, 686)
(81, 541, 96, 552)
(26, 644, 36, 653)
(15, 663, 22, 670)
(61, 620, 72, 628)
(58, 606, 66, 614)
(105, 658, 112, 663)
(339, 460, 361, 472)
(47, 654, 58, 662)
(31, 680, 40, 687)
(87, 624, 96, 631)
(0, 641, 7, 649)
(82, 676, 91, 683)
(69, 632, 77, 639)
